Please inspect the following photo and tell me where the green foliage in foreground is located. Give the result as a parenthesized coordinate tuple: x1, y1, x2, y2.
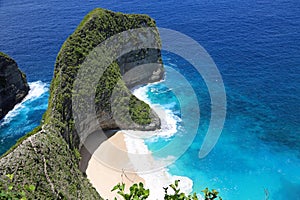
(164, 180, 198, 200)
(0, 177, 222, 200)
(201, 188, 222, 200)
(112, 182, 149, 200)
(0, 174, 35, 200)
(112, 180, 222, 200)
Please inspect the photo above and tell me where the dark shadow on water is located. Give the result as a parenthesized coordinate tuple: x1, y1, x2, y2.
(79, 129, 119, 172)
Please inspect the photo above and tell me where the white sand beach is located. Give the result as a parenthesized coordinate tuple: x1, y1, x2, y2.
(83, 104, 193, 199)
(85, 132, 145, 199)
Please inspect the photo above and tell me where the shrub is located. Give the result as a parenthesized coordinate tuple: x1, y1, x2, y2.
(0, 174, 35, 200)
(111, 182, 149, 200)
(112, 180, 222, 200)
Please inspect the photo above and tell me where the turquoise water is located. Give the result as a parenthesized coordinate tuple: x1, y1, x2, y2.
(1, 0, 299, 199)
(143, 54, 300, 199)
(0, 81, 49, 155)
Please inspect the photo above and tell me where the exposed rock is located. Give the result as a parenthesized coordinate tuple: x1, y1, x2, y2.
(0, 8, 164, 199)
(118, 46, 164, 88)
(0, 52, 29, 119)
(0, 126, 102, 199)
(48, 8, 164, 149)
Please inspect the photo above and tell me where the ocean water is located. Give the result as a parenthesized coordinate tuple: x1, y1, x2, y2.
(0, 81, 49, 155)
(139, 59, 300, 199)
(0, 0, 299, 199)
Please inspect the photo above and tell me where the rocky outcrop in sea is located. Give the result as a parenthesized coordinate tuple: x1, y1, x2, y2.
(0, 52, 29, 119)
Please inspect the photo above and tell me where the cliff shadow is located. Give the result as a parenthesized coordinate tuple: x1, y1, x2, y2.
(79, 129, 119, 172)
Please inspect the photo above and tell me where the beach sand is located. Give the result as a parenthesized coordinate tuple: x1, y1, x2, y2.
(83, 104, 193, 199)
(84, 132, 145, 199)
(83, 130, 179, 200)
(123, 129, 194, 200)
(81, 106, 193, 200)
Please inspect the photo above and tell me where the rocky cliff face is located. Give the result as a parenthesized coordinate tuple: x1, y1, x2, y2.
(47, 8, 164, 149)
(0, 52, 29, 119)
(0, 8, 163, 199)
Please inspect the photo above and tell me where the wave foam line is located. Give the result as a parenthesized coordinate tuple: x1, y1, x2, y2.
(0, 81, 48, 126)
(132, 85, 180, 139)
(24, 81, 48, 101)
(124, 84, 195, 199)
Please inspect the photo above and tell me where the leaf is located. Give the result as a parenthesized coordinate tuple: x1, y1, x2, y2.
(120, 183, 125, 192)
(192, 192, 198, 200)
(212, 189, 219, 195)
(124, 193, 130, 199)
(27, 185, 35, 192)
(133, 196, 139, 200)
(20, 190, 26, 196)
(5, 174, 14, 181)
(163, 187, 168, 194)
(175, 180, 179, 187)
(111, 184, 119, 192)
(170, 184, 176, 191)
(202, 188, 209, 195)
(179, 193, 185, 199)
(144, 189, 149, 197)
(0, 192, 6, 197)
(139, 182, 144, 188)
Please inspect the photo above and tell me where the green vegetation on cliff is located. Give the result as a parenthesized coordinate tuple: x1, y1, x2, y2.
(0, 8, 163, 199)
(0, 130, 101, 199)
(44, 7, 162, 149)
(0, 52, 13, 63)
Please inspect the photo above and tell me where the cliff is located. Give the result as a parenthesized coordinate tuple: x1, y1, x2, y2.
(45, 8, 163, 149)
(0, 52, 29, 119)
(0, 8, 163, 199)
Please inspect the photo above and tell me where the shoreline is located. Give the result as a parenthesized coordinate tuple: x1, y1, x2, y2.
(84, 84, 194, 200)
(123, 103, 193, 200)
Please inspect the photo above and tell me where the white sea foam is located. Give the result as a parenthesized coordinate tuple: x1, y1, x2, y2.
(23, 81, 48, 101)
(131, 85, 180, 139)
(132, 84, 151, 104)
(123, 84, 194, 200)
(124, 132, 194, 200)
(0, 81, 48, 126)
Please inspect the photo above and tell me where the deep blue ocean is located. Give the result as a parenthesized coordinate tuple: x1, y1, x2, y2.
(0, 0, 299, 199)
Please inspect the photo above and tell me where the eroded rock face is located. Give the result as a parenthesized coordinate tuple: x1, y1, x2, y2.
(118, 46, 164, 89)
(0, 52, 29, 119)
(49, 8, 164, 149)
